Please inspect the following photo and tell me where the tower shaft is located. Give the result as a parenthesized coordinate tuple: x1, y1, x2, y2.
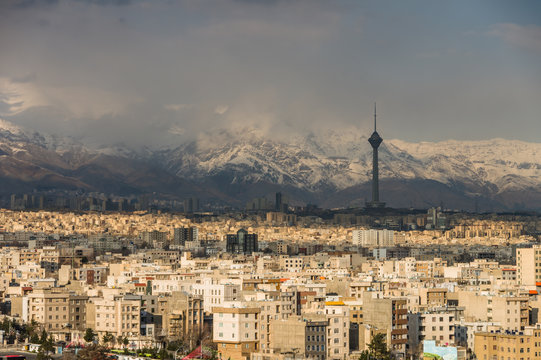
(366, 102, 385, 209)
(372, 146, 379, 202)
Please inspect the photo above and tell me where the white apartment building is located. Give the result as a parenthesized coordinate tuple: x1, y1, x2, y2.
(213, 305, 260, 360)
(193, 278, 241, 313)
(352, 229, 394, 247)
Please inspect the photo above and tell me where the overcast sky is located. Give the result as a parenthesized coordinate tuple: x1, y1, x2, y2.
(1, 0, 540, 148)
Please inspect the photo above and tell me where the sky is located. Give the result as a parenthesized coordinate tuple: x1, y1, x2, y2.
(1, 0, 540, 149)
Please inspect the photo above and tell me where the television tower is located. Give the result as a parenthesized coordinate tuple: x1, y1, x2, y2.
(366, 103, 385, 208)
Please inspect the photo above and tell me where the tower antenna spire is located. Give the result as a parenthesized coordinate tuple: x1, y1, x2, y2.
(374, 102, 377, 131)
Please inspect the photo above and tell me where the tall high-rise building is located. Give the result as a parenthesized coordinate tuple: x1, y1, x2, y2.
(352, 229, 394, 247)
(173, 227, 198, 246)
(226, 229, 258, 255)
(275, 192, 282, 211)
(184, 197, 200, 213)
(366, 103, 385, 208)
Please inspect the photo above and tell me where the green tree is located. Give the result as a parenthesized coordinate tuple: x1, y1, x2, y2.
(360, 333, 393, 360)
(37, 336, 55, 360)
(102, 332, 114, 347)
(122, 337, 129, 347)
(0, 318, 10, 332)
(30, 333, 40, 344)
(39, 329, 48, 344)
(83, 328, 96, 343)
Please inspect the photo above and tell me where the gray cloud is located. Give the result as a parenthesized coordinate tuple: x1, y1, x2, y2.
(10, 72, 37, 84)
(490, 23, 541, 53)
(1, 0, 540, 149)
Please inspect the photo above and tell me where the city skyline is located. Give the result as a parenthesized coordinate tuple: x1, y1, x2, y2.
(0, 1, 540, 150)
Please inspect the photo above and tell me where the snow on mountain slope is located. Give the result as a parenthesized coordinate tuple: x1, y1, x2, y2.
(159, 129, 540, 197)
(1, 118, 540, 208)
(389, 138, 541, 193)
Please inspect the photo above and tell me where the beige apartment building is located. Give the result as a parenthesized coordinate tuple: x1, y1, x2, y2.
(89, 295, 141, 343)
(517, 245, 541, 286)
(362, 295, 408, 356)
(474, 324, 541, 360)
(157, 291, 203, 341)
(325, 301, 349, 360)
(267, 314, 327, 360)
(459, 292, 529, 331)
(25, 289, 87, 341)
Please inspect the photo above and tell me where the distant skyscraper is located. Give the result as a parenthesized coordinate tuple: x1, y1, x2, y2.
(275, 192, 282, 211)
(366, 103, 386, 209)
(174, 227, 198, 246)
(184, 197, 200, 213)
(226, 229, 258, 255)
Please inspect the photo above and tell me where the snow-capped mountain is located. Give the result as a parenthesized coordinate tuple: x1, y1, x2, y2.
(158, 128, 541, 203)
(1, 119, 540, 210)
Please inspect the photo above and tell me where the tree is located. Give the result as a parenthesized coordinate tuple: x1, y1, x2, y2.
(39, 329, 48, 344)
(102, 332, 114, 347)
(83, 328, 96, 343)
(122, 336, 129, 348)
(30, 333, 40, 344)
(359, 333, 393, 360)
(37, 336, 55, 360)
(77, 343, 109, 360)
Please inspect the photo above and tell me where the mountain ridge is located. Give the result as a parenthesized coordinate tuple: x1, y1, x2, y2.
(0, 119, 540, 211)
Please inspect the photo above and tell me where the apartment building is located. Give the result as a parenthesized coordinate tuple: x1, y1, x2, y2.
(408, 309, 457, 350)
(157, 291, 203, 341)
(474, 324, 541, 360)
(517, 245, 541, 286)
(90, 295, 141, 342)
(268, 315, 327, 359)
(192, 278, 241, 313)
(362, 295, 408, 356)
(279, 256, 304, 273)
(253, 290, 298, 351)
(213, 306, 260, 360)
(325, 301, 349, 360)
(26, 289, 70, 340)
(459, 292, 529, 331)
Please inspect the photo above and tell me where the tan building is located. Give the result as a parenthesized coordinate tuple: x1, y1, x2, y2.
(474, 324, 541, 360)
(13, 249, 41, 266)
(268, 315, 327, 360)
(25, 289, 87, 342)
(256, 291, 297, 352)
(363, 295, 408, 356)
(213, 306, 260, 360)
(158, 291, 203, 342)
(419, 288, 448, 307)
(26, 290, 68, 327)
(325, 301, 349, 360)
(458, 292, 529, 331)
(517, 245, 541, 286)
(90, 295, 141, 344)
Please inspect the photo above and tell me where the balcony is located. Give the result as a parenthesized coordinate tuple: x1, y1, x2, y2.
(391, 329, 408, 335)
(392, 338, 408, 345)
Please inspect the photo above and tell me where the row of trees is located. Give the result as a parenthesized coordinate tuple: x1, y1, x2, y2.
(82, 328, 129, 348)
